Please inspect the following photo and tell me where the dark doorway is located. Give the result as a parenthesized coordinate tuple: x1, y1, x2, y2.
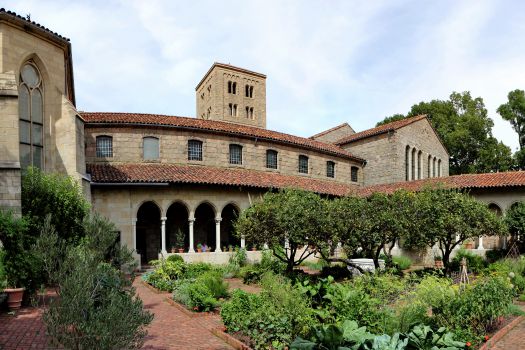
(221, 204, 240, 249)
(194, 202, 216, 251)
(166, 202, 189, 252)
(136, 201, 161, 265)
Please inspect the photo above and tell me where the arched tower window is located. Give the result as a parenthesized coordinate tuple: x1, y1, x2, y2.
(405, 146, 410, 181)
(19, 63, 44, 169)
(438, 159, 442, 177)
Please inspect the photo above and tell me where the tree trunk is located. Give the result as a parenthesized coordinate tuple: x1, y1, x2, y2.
(443, 247, 452, 276)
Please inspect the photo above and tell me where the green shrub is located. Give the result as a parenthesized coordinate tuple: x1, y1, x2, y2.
(186, 281, 218, 311)
(229, 247, 247, 267)
(352, 274, 408, 304)
(166, 254, 184, 263)
(0, 248, 6, 289)
(221, 274, 316, 349)
(172, 278, 194, 306)
(199, 271, 229, 299)
(392, 255, 412, 270)
(450, 249, 487, 273)
(323, 281, 395, 334)
(441, 276, 513, 336)
(144, 259, 185, 291)
(183, 262, 212, 279)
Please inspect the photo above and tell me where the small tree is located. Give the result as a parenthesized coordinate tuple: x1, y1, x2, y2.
(412, 189, 506, 272)
(33, 214, 152, 349)
(504, 201, 525, 251)
(235, 189, 330, 273)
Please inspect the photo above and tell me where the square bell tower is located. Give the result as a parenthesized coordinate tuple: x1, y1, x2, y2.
(196, 63, 266, 129)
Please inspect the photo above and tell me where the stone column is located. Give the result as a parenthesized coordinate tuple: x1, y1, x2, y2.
(240, 236, 246, 249)
(188, 217, 195, 253)
(161, 216, 167, 255)
(477, 236, 484, 250)
(132, 218, 138, 252)
(215, 218, 222, 252)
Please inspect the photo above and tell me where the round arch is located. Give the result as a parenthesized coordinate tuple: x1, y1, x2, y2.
(136, 201, 161, 265)
(220, 203, 241, 249)
(135, 199, 163, 218)
(166, 201, 190, 252)
(194, 202, 216, 251)
(488, 203, 503, 216)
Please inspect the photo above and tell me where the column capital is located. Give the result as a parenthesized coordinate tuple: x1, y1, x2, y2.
(215, 218, 222, 224)
(188, 218, 196, 223)
(132, 218, 138, 224)
(161, 216, 167, 222)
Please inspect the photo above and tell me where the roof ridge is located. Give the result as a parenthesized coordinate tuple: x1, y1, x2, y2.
(335, 115, 427, 145)
(0, 8, 70, 42)
(310, 122, 351, 139)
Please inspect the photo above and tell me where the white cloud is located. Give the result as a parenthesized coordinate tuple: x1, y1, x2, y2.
(5, 0, 525, 150)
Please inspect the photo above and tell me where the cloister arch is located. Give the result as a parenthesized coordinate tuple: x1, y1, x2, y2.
(136, 201, 161, 265)
(194, 202, 216, 251)
(220, 203, 241, 249)
(166, 201, 189, 252)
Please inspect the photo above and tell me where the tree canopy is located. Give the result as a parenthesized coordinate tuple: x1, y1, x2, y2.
(377, 91, 514, 175)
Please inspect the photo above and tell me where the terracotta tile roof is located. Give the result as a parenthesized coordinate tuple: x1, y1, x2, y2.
(0, 8, 70, 42)
(335, 115, 427, 145)
(309, 122, 353, 139)
(81, 112, 365, 163)
(358, 171, 525, 196)
(87, 163, 355, 196)
(196, 62, 266, 90)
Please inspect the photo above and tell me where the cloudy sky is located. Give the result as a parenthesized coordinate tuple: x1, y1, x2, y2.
(6, 0, 525, 150)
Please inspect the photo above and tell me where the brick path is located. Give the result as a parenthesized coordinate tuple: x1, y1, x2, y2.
(0, 307, 54, 349)
(136, 278, 233, 350)
(490, 304, 525, 350)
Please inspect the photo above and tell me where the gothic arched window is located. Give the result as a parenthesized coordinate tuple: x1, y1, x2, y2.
(19, 63, 44, 169)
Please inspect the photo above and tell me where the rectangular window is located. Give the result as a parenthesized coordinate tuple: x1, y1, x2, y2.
(188, 140, 203, 161)
(299, 155, 309, 174)
(229, 144, 242, 165)
(266, 150, 278, 169)
(96, 136, 113, 158)
(326, 161, 335, 178)
(351, 166, 359, 182)
(143, 137, 159, 160)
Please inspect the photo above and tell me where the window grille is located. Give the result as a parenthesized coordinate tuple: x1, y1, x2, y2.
(299, 155, 309, 174)
(326, 161, 335, 178)
(188, 140, 203, 161)
(266, 150, 278, 169)
(351, 166, 359, 182)
(96, 136, 113, 158)
(229, 144, 242, 165)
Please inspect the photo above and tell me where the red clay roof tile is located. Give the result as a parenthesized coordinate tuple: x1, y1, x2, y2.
(81, 112, 365, 163)
(335, 115, 427, 145)
(359, 171, 525, 196)
(87, 163, 356, 196)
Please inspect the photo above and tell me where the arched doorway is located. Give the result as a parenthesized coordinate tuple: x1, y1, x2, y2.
(221, 204, 240, 249)
(194, 202, 216, 251)
(166, 202, 189, 252)
(136, 201, 161, 265)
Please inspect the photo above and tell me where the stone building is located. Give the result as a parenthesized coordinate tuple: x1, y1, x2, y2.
(0, 9, 523, 266)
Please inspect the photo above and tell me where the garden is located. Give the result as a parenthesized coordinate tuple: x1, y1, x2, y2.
(140, 188, 525, 350)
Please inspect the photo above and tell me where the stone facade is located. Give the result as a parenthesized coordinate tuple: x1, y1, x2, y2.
(342, 118, 449, 186)
(310, 123, 355, 143)
(85, 126, 364, 185)
(196, 63, 266, 129)
(0, 13, 85, 212)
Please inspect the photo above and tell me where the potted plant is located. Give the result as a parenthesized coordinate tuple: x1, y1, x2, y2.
(464, 241, 474, 249)
(202, 244, 209, 253)
(175, 229, 185, 253)
(197, 243, 203, 253)
(434, 256, 444, 269)
(170, 246, 176, 254)
(3, 274, 25, 311)
(228, 245, 233, 252)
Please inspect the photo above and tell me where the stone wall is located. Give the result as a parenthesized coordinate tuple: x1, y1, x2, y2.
(343, 118, 449, 186)
(311, 123, 355, 143)
(0, 21, 85, 185)
(196, 65, 266, 129)
(85, 126, 364, 185)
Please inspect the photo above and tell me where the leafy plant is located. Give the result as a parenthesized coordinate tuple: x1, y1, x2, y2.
(167, 254, 184, 263)
(406, 325, 465, 350)
(450, 249, 486, 274)
(175, 228, 185, 248)
(393, 256, 413, 270)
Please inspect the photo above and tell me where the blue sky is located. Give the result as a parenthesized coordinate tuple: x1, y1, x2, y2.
(5, 0, 525, 150)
